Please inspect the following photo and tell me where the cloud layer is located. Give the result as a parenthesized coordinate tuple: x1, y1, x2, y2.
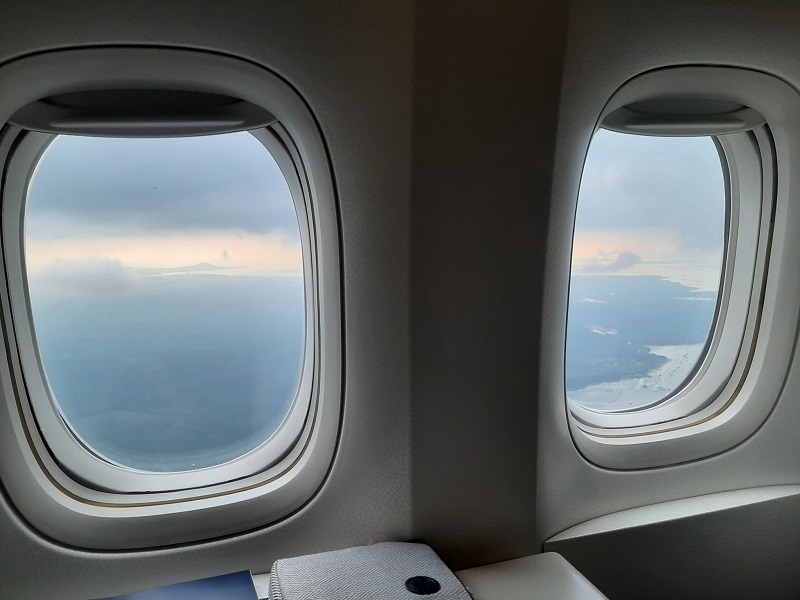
(33, 258, 144, 296)
(580, 250, 641, 273)
(577, 129, 726, 253)
(26, 132, 298, 240)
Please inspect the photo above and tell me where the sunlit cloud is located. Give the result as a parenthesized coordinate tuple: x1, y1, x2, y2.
(579, 250, 641, 273)
(24, 132, 303, 285)
(26, 230, 302, 277)
(571, 229, 678, 263)
(570, 225, 723, 289)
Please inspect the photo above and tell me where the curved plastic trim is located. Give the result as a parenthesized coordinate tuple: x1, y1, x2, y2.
(9, 89, 278, 137)
(602, 105, 765, 136)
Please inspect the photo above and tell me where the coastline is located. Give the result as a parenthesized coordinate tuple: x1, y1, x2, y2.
(568, 343, 705, 411)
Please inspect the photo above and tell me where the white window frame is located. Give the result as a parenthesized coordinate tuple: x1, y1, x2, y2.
(566, 66, 800, 469)
(0, 48, 341, 548)
(6, 126, 315, 492)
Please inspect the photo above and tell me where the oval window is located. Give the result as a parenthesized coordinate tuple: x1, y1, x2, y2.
(25, 132, 305, 472)
(567, 129, 726, 412)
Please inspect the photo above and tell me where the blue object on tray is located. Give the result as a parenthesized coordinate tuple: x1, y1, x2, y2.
(97, 570, 258, 600)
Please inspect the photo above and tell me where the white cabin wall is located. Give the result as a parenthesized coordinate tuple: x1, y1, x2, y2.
(0, 2, 414, 598)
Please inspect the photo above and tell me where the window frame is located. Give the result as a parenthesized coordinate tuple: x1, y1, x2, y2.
(565, 66, 799, 469)
(0, 47, 342, 549)
(6, 126, 315, 493)
(568, 129, 769, 429)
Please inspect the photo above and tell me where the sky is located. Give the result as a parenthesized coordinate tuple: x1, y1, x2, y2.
(572, 128, 726, 291)
(26, 128, 724, 292)
(25, 131, 302, 287)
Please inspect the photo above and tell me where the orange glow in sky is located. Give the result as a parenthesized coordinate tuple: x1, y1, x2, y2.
(26, 230, 302, 277)
(570, 229, 677, 265)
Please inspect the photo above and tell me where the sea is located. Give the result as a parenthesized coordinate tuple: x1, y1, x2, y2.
(28, 270, 306, 472)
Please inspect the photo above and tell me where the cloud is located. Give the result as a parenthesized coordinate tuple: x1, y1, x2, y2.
(31, 258, 144, 296)
(587, 325, 619, 336)
(580, 250, 641, 273)
(26, 132, 299, 241)
(577, 129, 726, 253)
(671, 296, 716, 302)
(25, 230, 303, 277)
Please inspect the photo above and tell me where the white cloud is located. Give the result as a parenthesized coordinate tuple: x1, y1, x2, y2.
(579, 250, 641, 273)
(31, 258, 144, 296)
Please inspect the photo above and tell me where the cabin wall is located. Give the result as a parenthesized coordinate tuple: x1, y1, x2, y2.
(0, 1, 574, 594)
(538, 1, 800, 597)
(2, 1, 800, 599)
(409, 0, 569, 570)
(0, 2, 415, 598)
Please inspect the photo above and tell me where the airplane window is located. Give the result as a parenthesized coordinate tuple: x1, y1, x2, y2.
(567, 129, 726, 412)
(24, 132, 306, 472)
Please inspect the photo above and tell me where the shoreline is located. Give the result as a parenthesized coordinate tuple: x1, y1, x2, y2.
(568, 343, 704, 411)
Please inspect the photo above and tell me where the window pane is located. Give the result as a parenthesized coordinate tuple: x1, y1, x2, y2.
(25, 132, 305, 472)
(567, 129, 725, 411)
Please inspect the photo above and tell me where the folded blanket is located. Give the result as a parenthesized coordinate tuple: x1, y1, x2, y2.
(269, 542, 471, 600)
